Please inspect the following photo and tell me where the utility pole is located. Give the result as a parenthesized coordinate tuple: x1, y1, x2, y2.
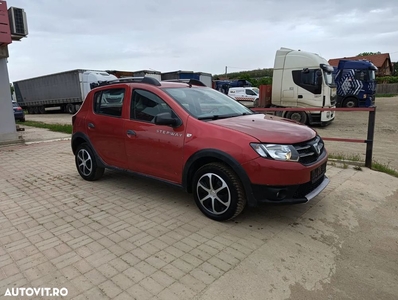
(225, 66, 227, 79)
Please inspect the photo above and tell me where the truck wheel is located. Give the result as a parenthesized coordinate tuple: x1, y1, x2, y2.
(343, 98, 357, 108)
(286, 111, 308, 124)
(33, 107, 39, 114)
(74, 104, 81, 112)
(27, 107, 34, 114)
(192, 162, 246, 221)
(39, 106, 46, 114)
(75, 143, 104, 181)
(66, 104, 75, 114)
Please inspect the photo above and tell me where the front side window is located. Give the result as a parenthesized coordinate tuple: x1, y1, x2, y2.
(292, 69, 322, 94)
(131, 89, 172, 123)
(245, 89, 257, 96)
(93, 88, 125, 117)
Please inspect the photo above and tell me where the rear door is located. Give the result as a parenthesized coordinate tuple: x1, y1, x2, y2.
(85, 87, 128, 169)
(124, 89, 186, 183)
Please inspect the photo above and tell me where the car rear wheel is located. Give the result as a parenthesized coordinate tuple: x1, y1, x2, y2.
(75, 143, 104, 181)
(192, 162, 246, 221)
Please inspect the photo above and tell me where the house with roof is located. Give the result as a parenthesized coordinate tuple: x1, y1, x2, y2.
(328, 53, 393, 76)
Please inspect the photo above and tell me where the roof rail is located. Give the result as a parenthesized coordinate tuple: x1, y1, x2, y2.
(162, 79, 207, 87)
(91, 76, 161, 88)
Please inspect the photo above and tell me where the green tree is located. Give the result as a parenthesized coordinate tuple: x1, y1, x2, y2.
(10, 84, 14, 94)
(357, 51, 381, 56)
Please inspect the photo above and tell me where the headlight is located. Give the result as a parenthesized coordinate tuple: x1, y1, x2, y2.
(250, 143, 300, 161)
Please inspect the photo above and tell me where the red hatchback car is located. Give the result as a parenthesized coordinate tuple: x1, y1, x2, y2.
(71, 77, 329, 221)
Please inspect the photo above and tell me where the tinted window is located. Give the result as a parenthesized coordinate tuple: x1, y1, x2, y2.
(93, 88, 125, 117)
(292, 69, 322, 94)
(131, 89, 171, 123)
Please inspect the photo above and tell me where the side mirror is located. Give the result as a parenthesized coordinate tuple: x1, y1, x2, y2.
(154, 112, 179, 127)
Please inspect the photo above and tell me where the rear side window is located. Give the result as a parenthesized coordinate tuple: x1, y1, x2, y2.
(93, 88, 125, 117)
(131, 89, 171, 123)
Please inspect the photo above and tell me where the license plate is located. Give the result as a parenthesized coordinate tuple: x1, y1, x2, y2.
(311, 162, 327, 183)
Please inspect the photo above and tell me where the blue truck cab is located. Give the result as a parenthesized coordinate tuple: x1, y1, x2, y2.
(333, 59, 377, 107)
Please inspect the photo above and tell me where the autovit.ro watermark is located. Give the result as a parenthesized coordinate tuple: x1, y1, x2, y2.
(4, 287, 68, 297)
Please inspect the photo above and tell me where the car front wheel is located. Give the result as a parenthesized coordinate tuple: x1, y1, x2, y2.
(192, 162, 246, 221)
(75, 143, 104, 181)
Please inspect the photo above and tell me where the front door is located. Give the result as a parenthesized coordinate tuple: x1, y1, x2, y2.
(124, 89, 185, 183)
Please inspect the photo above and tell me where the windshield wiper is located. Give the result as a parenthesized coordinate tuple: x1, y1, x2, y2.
(198, 112, 252, 120)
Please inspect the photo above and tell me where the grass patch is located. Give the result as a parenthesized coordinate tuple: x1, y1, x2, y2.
(372, 161, 398, 178)
(16, 120, 72, 134)
(376, 93, 398, 98)
(329, 153, 398, 178)
(328, 153, 362, 162)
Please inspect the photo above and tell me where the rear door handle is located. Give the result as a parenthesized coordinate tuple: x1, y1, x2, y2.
(88, 123, 95, 129)
(298, 95, 303, 99)
(126, 130, 136, 136)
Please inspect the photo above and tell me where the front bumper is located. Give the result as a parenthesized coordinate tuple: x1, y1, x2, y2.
(251, 175, 329, 205)
(242, 149, 329, 206)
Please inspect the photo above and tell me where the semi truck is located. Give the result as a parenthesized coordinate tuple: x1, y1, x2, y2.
(255, 47, 336, 126)
(13, 69, 117, 114)
(332, 59, 377, 107)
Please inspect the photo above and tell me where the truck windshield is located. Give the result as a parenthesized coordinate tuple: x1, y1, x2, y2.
(163, 87, 253, 119)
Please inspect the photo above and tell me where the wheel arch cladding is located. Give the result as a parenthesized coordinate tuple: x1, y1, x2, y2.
(182, 149, 256, 206)
(71, 133, 106, 168)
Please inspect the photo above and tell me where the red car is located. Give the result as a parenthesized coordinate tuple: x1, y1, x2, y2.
(71, 77, 329, 221)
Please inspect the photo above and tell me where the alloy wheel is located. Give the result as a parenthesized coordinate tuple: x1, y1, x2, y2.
(196, 173, 231, 215)
(77, 148, 92, 176)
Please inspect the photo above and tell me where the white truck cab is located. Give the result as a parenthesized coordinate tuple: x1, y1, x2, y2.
(272, 47, 336, 125)
(228, 87, 259, 107)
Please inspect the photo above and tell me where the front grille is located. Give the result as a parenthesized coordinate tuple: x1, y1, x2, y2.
(293, 175, 325, 198)
(293, 136, 324, 165)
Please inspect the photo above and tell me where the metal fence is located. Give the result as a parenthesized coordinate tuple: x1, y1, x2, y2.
(251, 107, 377, 168)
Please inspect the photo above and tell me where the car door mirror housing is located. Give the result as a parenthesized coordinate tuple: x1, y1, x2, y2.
(154, 112, 179, 127)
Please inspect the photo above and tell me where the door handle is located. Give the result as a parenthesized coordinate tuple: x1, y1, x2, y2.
(298, 95, 303, 99)
(126, 130, 136, 136)
(88, 123, 95, 129)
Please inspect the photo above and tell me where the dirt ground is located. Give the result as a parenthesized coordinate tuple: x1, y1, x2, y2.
(25, 97, 398, 171)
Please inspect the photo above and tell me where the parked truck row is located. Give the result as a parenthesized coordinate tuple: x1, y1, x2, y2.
(12, 47, 376, 126)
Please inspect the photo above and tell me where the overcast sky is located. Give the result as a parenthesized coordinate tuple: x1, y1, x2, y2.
(5, 0, 398, 82)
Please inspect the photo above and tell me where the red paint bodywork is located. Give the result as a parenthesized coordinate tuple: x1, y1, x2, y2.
(73, 82, 328, 190)
(0, 1, 12, 46)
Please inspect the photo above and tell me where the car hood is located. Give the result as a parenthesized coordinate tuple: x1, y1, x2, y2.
(211, 114, 316, 144)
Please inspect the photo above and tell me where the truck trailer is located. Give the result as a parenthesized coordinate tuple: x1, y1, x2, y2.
(13, 69, 117, 114)
(332, 59, 377, 107)
(256, 47, 336, 126)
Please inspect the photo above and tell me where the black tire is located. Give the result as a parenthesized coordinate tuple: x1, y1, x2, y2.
(286, 111, 308, 124)
(343, 97, 358, 108)
(39, 106, 46, 114)
(75, 143, 104, 181)
(66, 104, 76, 114)
(192, 162, 246, 221)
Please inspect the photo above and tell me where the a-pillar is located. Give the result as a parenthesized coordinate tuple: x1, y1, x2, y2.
(0, 45, 19, 144)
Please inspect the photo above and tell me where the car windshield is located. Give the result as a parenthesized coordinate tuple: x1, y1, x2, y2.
(252, 88, 259, 94)
(163, 87, 254, 120)
(12, 102, 18, 107)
